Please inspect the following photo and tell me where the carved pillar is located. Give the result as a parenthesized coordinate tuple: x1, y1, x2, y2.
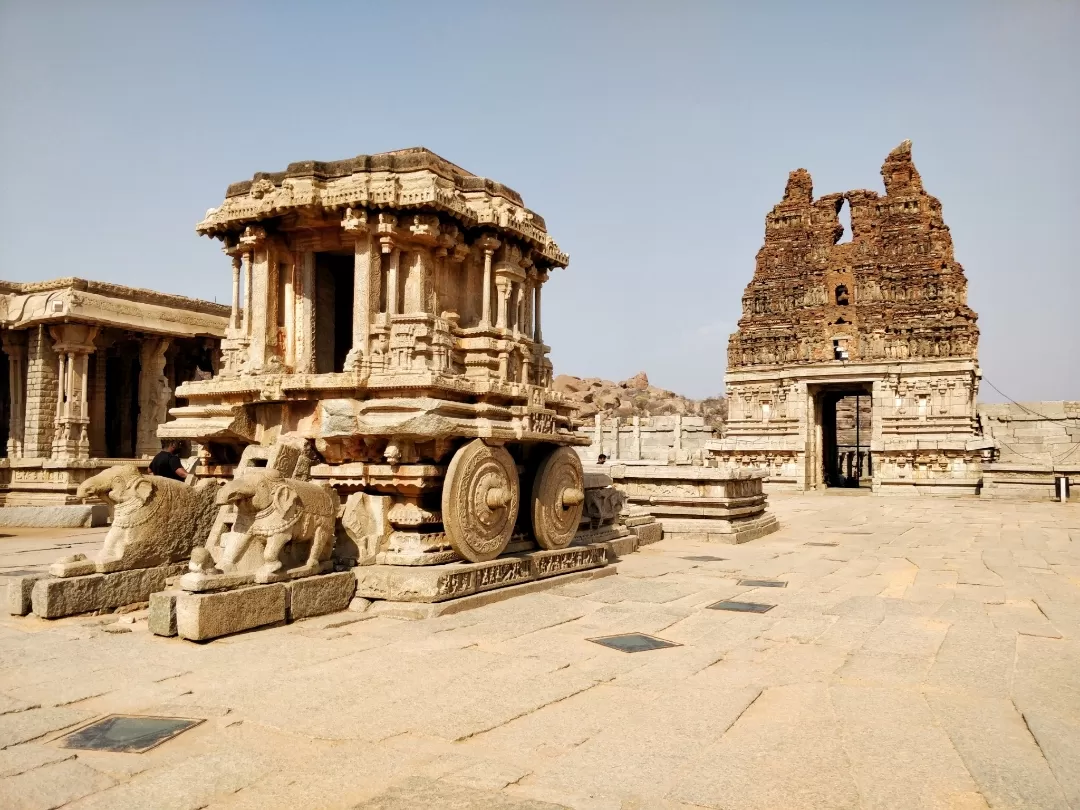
(478, 235, 500, 328)
(229, 253, 241, 330)
(1, 331, 27, 458)
(283, 261, 296, 369)
(609, 417, 620, 461)
(343, 208, 374, 371)
(594, 413, 604, 456)
(633, 415, 642, 460)
(525, 269, 537, 339)
(47, 324, 98, 461)
(386, 246, 401, 316)
(241, 250, 253, 336)
(135, 337, 171, 458)
(297, 251, 315, 372)
(533, 271, 547, 343)
(495, 277, 510, 330)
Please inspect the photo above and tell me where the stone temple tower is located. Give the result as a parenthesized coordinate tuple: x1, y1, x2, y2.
(710, 141, 993, 494)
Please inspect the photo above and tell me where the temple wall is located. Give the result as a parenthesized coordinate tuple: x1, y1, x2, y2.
(573, 415, 715, 465)
(978, 402, 1080, 501)
(979, 402, 1080, 465)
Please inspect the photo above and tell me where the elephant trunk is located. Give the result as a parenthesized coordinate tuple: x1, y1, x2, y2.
(216, 478, 258, 506)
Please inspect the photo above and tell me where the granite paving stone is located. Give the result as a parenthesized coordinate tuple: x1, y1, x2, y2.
(0, 495, 1077, 809)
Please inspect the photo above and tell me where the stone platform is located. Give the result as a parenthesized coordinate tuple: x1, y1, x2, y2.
(0, 503, 109, 528)
(602, 464, 779, 544)
(27, 563, 187, 619)
(355, 542, 610, 603)
(152, 570, 359, 641)
(980, 463, 1078, 502)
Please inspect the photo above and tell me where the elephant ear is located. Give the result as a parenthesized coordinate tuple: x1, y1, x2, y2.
(273, 485, 298, 514)
(133, 478, 155, 503)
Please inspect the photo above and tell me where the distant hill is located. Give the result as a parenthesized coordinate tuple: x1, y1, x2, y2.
(553, 371, 727, 428)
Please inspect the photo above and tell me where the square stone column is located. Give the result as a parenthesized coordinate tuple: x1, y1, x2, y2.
(22, 326, 58, 459)
(342, 208, 376, 372)
(136, 337, 171, 458)
(1, 330, 27, 458)
(47, 324, 99, 461)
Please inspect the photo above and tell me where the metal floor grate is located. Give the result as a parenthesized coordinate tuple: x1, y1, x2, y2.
(587, 633, 682, 653)
(59, 715, 203, 753)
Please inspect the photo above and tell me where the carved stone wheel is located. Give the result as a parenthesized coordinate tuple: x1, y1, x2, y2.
(442, 439, 520, 563)
(531, 446, 585, 550)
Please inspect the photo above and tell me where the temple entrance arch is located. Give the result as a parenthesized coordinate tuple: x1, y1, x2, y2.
(808, 382, 873, 490)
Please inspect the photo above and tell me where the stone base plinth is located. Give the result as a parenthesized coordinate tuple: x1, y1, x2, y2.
(175, 583, 287, 641)
(30, 564, 186, 619)
(355, 543, 609, 603)
(660, 513, 779, 544)
(630, 521, 664, 546)
(0, 504, 109, 528)
(161, 571, 359, 641)
(979, 464, 1078, 502)
(5, 572, 49, 616)
(871, 477, 982, 497)
(365, 566, 617, 620)
(605, 464, 776, 545)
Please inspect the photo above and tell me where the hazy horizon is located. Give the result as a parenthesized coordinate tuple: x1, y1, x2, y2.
(1, 1, 1076, 402)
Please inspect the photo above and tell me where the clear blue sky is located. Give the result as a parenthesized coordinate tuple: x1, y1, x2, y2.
(2, 1, 1076, 401)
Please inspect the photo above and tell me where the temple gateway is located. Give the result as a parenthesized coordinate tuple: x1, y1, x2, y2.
(710, 142, 995, 494)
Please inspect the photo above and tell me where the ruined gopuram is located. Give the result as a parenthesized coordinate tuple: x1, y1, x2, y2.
(0, 279, 227, 524)
(711, 142, 993, 494)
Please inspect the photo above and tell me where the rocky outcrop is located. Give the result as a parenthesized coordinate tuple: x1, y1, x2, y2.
(553, 372, 726, 428)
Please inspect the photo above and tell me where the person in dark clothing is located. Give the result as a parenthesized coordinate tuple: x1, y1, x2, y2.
(149, 440, 187, 481)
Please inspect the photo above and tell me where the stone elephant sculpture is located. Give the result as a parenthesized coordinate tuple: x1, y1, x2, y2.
(214, 469, 339, 580)
(76, 465, 222, 572)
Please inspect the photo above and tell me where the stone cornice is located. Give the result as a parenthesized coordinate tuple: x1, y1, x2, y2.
(0, 277, 230, 318)
(1, 283, 228, 338)
(196, 147, 569, 268)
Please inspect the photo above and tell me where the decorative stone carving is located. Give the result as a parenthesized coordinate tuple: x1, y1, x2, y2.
(213, 470, 339, 582)
(441, 439, 520, 563)
(72, 465, 222, 573)
(583, 487, 626, 530)
(341, 491, 392, 565)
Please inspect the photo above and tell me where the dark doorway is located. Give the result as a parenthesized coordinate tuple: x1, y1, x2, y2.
(314, 252, 354, 374)
(820, 388, 872, 488)
(105, 350, 140, 458)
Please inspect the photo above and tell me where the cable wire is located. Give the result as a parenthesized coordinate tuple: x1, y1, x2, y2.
(982, 378, 1073, 423)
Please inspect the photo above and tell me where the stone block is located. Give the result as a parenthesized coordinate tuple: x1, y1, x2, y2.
(631, 521, 664, 546)
(285, 571, 357, 621)
(5, 572, 48, 616)
(0, 504, 109, 528)
(31, 564, 184, 619)
(175, 583, 287, 641)
(148, 589, 179, 637)
(661, 513, 779, 544)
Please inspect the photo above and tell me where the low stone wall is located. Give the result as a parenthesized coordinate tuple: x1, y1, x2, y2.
(978, 402, 1080, 501)
(573, 414, 716, 465)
